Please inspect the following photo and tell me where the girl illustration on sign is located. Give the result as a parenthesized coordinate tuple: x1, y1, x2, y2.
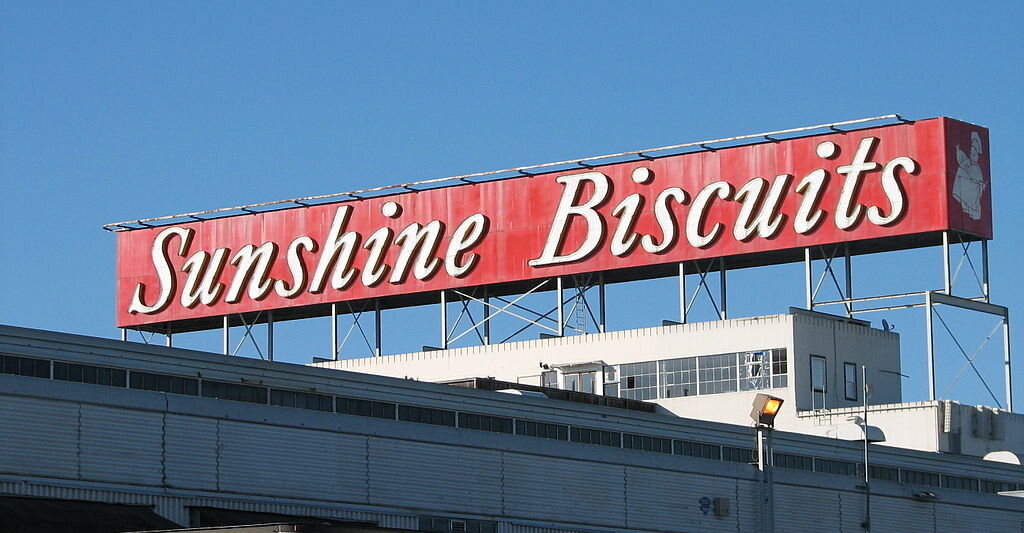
(953, 132, 986, 221)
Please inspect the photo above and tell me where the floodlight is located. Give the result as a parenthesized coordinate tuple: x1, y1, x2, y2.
(750, 393, 785, 428)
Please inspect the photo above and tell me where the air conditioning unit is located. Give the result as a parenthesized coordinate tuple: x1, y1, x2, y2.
(450, 519, 467, 533)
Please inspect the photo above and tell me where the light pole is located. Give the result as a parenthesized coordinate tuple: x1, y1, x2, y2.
(751, 394, 784, 533)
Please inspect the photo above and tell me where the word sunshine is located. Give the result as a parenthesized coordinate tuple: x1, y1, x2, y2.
(128, 135, 917, 315)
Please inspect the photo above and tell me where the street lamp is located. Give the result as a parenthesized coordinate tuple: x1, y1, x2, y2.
(750, 393, 784, 428)
(750, 393, 784, 533)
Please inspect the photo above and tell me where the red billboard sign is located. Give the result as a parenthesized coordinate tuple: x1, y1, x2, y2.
(116, 117, 991, 330)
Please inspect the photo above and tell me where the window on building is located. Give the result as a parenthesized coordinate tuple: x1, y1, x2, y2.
(515, 420, 568, 441)
(398, 405, 456, 427)
(901, 469, 940, 487)
(622, 433, 672, 454)
(674, 440, 722, 460)
(201, 380, 268, 404)
(810, 355, 827, 393)
(337, 397, 395, 419)
(774, 452, 813, 471)
(844, 363, 858, 401)
(570, 427, 621, 447)
(563, 371, 595, 393)
(459, 412, 513, 434)
(270, 389, 333, 412)
(53, 361, 127, 388)
(739, 351, 770, 391)
(814, 458, 859, 477)
(941, 474, 979, 491)
(541, 370, 558, 388)
(130, 371, 198, 395)
(722, 446, 755, 464)
(771, 349, 788, 388)
(868, 465, 901, 482)
(620, 361, 658, 400)
(660, 357, 697, 398)
(698, 353, 738, 395)
(2, 354, 50, 379)
(602, 366, 618, 397)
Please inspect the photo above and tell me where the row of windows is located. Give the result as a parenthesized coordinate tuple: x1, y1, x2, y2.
(618, 349, 788, 401)
(2, 352, 1019, 495)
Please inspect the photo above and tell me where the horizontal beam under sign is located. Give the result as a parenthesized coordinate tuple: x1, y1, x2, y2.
(929, 291, 1008, 318)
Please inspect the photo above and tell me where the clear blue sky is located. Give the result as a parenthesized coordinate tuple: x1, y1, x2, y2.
(1, 1, 1021, 409)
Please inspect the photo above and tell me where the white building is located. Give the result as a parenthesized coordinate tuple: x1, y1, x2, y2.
(314, 308, 1022, 462)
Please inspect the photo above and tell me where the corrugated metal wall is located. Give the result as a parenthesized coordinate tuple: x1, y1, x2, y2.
(774, 484, 842, 533)
(0, 396, 79, 478)
(624, 466, 740, 532)
(80, 404, 164, 485)
(369, 438, 503, 515)
(219, 421, 366, 501)
(2, 387, 1023, 533)
(502, 453, 627, 529)
(164, 414, 219, 490)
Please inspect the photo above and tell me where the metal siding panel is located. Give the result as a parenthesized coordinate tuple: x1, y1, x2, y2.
(869, 496, 935, 533)
(934, 502, 1024, 533)
(502, 525, 594, 533)
(367, 437, 502, 515)
(80, 404, 164, 485)
(164, 414, 219, 490)
(218, 420, 368, 502)
(503, 452, 626, 529)
(773, 484, 842, 533)
(0, 395, 79, 478)
(624, 466, 739, 532)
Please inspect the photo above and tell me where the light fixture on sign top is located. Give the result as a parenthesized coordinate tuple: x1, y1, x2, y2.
(750, 393, 784, 428)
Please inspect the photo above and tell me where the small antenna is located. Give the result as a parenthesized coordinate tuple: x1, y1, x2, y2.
(881, 319, 896, 332)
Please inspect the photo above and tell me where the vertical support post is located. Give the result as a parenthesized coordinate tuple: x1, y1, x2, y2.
(165, 325, 172, 348)
(982, 240, 990, 302)
(120, 328, 127, 342)
(804, 248, 813, 310)
(942, 231, 952, 294)
(1004, 315, 1013, 412)
(862, 364, 871, 533)
(844, 243, 853, 317)
(925, 292, 936, 401)
(765, 429, 774, 533)
(757, 425, 765, 527)
(331, 304, 339, 360)
(440, 290, 448, 349)
(719, 258, 727, 320)
(483, 287, 491, 345)
(374, 300, 382, 357)
(678, 262, 687, 324)
(222, 316, 229, 355)
(598, 272, 607, 333)
(266, 310, 274, 362)
(556, 276, 564, 337)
